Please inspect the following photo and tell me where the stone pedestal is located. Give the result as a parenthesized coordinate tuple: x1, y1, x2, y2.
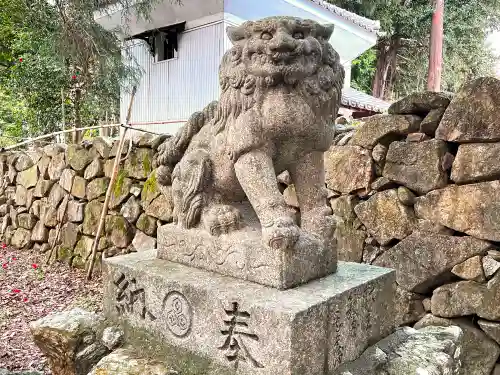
(157, 221, 337, 290)
(103, 250, 396, 375)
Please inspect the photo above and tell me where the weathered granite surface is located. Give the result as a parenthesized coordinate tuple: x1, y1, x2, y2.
(335, 325, 463, 375)
(103, 250, 395, 375)
(157, 202, 337, 289)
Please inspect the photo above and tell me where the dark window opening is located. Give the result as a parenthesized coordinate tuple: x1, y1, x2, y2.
(126, 22, 185, 62)
(156, 31, 179, 62)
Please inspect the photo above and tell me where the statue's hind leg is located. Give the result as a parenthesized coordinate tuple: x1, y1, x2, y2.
(234, 150, 300, 251)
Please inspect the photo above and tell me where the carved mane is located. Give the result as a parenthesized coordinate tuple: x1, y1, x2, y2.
(211, 21, 345, 134)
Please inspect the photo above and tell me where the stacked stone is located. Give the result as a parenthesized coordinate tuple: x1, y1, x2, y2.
(0, 132, 170, 269)
(323, 77, 500, 375)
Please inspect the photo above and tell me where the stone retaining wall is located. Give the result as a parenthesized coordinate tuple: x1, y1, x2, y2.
(323, 77, 500, 375)
(0, 132, 170, 270)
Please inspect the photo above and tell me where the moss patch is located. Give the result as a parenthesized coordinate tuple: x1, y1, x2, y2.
(118, 321, 235, 375)
(113, 168, 128, 197)
(142, 151, 152, 175)
(141, 170, 160, 205)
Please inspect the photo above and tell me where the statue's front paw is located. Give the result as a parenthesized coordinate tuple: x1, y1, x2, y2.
(262, 217, 300, 251)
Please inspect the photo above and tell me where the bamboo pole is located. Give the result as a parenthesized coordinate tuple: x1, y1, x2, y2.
(86, 87, 137, 280)
(1, 123, 160, 152)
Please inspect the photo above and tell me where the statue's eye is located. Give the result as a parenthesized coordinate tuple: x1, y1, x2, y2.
(293, 32, 304, 39)
(261, 32, 273, 40)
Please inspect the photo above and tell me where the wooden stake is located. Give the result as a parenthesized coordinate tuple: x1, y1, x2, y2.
(86, 87, 137, 280)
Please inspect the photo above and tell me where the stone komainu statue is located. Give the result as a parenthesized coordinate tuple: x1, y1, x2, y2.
(156, 16, 345, 251)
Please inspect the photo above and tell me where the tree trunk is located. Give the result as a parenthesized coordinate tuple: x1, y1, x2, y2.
(372, 37, 401, 99)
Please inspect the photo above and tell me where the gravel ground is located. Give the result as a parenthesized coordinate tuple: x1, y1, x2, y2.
(0, 245, 103, 374)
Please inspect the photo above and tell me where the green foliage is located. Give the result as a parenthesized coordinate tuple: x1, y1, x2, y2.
(350, 49, 377, 93)
(332, 0, 500, 98)
(0, 0, 181, 143)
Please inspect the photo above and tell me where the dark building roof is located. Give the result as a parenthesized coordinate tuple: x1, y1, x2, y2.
(341, 87, 390, 113)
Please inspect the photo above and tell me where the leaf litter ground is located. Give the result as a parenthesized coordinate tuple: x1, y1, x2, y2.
(0, 246, 103, 374)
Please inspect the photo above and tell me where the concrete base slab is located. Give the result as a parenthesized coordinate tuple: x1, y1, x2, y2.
(103, 250, 396, 375)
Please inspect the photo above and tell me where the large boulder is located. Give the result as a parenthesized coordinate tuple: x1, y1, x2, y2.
(66, 144, 93, 172)
(120, 196, 142, 224)
(31, 221, 49, 243)
(88, 349, 174, 375)
(15, 184, 27, 206)
(349, 114, 421, 149)
(105, 215, 134, 248)
(71, 176, 87, 199)
(84, 159, 104, 180)
(335, 325, 462, 375)
(123, 148, 153, 180)
(48, 183, 66, 207)
(145, 192, 173, 222)
(478, 320, 500, 346)
(67, 201, 85, 223)
(37, 154, 51, 179)
(43, 144, 65, 157)
(110, 139, 130, 157)
(60, 222, 80, 250)
(132, 230, 157, 252)
(92, 137, 113, 159)
(354, 189, 416, 246)
(415, 314, 500, 375)
(17, 165, 39, 189)
(451, 256, 486, 282)
(86, 177, 110, 201)
(451, 142, 500, 184)
(373, 231, 490, 293)
(388, 91, 451, 115)
(11, 228, 32, 249)
(436, 77, 500, 142)
(18, 213, 36, 230)
(325, 146, 373, 194)
(60, 168, 76, 192)
(136, 213, 157, 236)
(415, 181, 500, 241)
(30, 308, 109, 375)
(47, 152, 66, 180)
(109, 175, 132, 209)
(74, 236, 94, 262)
(14, 152, 35, 171)
(431, 272, 500, 320)
(331, 195, 366, 262)
(83, 200, 104, 236)
(383, 139, 448, 195)
(419, 107, 446, 136)
(34, 179, 55, 198)
(141, 171, 160, 208)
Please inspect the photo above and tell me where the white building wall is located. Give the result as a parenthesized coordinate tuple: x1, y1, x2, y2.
(122, 21, 226, 135)
(343, 64, 352, 88)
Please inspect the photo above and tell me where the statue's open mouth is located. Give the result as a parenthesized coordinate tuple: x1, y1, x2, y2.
(271, 52, 295, 63)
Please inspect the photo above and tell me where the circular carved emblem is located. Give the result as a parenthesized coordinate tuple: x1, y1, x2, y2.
(164, 291, 192, 337)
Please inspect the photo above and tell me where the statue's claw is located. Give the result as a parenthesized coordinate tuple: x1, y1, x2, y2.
(262, 217, 300, 251)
